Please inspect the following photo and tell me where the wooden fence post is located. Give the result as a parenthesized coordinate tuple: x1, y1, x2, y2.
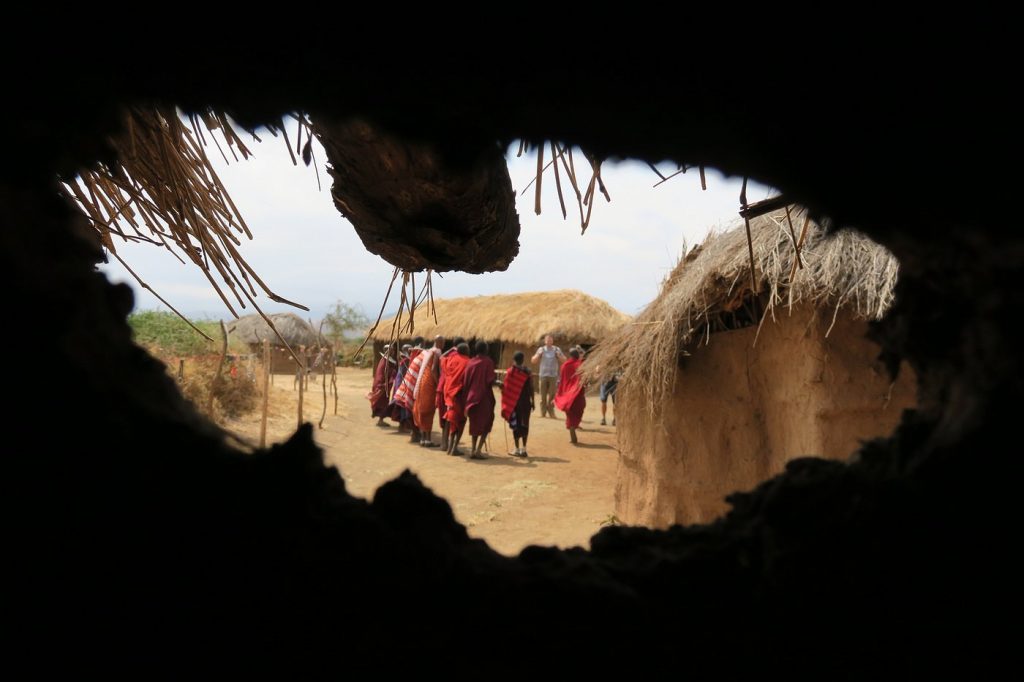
(297, 356, 305, 429)
(206, 320, 228, 416)
(260, 338, 270, 448)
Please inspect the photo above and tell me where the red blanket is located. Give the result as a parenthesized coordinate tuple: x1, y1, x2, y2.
(393, 348, 423, 410)
(367, 355, 394, 417)
(442, 353, 469, 430)
(554, 357, 586, 428)
(413, 358, 438, 432)
(442, 353, 469, 408)
(462, 355, 496, 437)
(501, 365, 529, 421)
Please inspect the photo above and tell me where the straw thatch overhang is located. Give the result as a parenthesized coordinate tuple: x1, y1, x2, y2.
(368, 289, 629, 346)
(584, 207, 899, 403)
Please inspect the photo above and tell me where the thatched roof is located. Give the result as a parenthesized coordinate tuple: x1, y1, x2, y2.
(228, 313, 319, 347)
(583, 206, 899, 405)
(368, 289, 630, 346)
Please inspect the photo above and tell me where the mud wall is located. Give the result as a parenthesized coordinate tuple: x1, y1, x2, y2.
(616, 306, 917, 525)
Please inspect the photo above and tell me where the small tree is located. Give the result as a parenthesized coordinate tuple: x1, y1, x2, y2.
(321, 301, 370, 348)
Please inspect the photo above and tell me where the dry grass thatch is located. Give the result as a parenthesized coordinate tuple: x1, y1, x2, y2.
(367, 289, 630, 346)
(228, 313, 319, 347)
(583, 206, 900, 410)
(61, 106, 316, 357)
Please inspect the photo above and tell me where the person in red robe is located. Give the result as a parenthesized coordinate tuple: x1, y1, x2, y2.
(436, 336, 464, 452)
(443, 342, 471, 456)
(387, 345, 412, 430)
(393, 336, 425, 442)
(461, 340, 497, 459)
(500, 351, 534, 457)
(553, 347, 586, 445)
(412, 337, 443, 447)
(367, 344, 397, 426)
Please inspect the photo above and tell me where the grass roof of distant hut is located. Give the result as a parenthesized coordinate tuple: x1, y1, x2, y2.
(228, 312, 319, 347)
(583, 207, 900, 408)
(368, 289, 630, 346)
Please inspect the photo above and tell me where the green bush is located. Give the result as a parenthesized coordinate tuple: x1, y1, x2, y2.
(128, 310, 248, 357)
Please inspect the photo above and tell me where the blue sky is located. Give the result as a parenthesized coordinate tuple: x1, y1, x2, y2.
(98, 126, 771, 322)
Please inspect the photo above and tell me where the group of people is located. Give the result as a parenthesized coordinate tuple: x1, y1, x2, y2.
(366, 334, 613, 459)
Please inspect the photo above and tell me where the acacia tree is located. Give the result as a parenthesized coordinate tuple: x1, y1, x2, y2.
(321, 301, 370, 349)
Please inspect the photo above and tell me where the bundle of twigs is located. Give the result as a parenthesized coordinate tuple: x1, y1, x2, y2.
(62, 106, 312, 355)
(353, 266, 438, 358)
(517, 141, 613, 234)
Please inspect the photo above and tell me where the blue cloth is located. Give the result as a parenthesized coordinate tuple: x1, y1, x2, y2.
(599, 378, 618, 403)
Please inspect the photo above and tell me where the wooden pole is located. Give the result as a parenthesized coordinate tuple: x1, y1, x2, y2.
(332, 354, 339, 416)
(319, 354, 328, 429)
(260, 338, 269, 448)
(297, 355, 305, 429)
(178, 359, 184, 382)
(206, 320, 228, 416)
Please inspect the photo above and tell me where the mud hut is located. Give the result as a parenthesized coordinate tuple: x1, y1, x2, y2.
(228, 312, 319, 374)
(584, 208, 917, 527)
(368, 290, 629, 379)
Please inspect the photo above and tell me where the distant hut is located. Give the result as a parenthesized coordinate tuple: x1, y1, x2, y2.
(368, 290, 630, 383)
(228, 313, 319, 374)
(584, 208, 917, 528)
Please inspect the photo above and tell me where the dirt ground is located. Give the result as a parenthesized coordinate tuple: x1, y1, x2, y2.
(224, 366, 619, 556)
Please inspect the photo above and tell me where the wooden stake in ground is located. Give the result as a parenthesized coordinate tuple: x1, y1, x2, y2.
(206, 320, 229, 416)
(297, 355, 305, 429)
(315, 321, 329, 430)
(332, 354, 339, 416)
(178, 359, 184, 382)
(260, 338, 269, 448)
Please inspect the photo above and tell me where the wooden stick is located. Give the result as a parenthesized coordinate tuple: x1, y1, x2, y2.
(308, 138, 322, 192)
(652, 167, 687, 188)
(260, 338, 269, 448)
(520, 156, 558, 194)
(206, 320, 229, 416)
(319, 332, 328, 430)
(554, 144, 586, 226)
(280, 119, 297, 165)
(354, 266, 401, 357)
(744, 218, 758, 296)
(590, 156, 611, 203)
(784, 205, 804, 270)
(534, 142, 544, 215)
(550, 141, 567, 219)
(738, 195, 792, 220)
(331, 350, 339, 416)
(789, 213, 813, 280)
(699, 165, 707, 191)
(297, 353, 305, 429)
(108, 251, 213, 341)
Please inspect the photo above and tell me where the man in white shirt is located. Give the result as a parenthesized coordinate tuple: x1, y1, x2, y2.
(531, 334, 565, 418)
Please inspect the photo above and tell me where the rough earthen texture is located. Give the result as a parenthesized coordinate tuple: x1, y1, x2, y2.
(616, 306, 918, 525)
(316, 118, 520, 273)
(3, 43, 1018, 677)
